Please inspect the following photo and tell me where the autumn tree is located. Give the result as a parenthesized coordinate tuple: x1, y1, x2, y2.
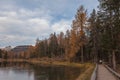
(64, 30, 71, 61)
(71, 6, 87, 63)
(69, 29, 78, 62)
(25, 46, 35, 58)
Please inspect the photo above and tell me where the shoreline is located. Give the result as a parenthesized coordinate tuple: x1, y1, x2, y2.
(0, 58, 93, 68)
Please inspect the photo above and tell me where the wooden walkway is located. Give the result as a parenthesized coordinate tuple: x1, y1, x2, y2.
(97, 65, 117, 80)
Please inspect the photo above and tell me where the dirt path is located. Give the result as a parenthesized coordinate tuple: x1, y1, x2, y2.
(97, 65, 117, 80)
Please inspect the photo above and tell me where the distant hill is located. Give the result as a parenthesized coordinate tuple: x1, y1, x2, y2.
(11, 45, 33, 54)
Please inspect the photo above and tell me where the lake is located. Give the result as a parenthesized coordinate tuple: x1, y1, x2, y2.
(0, 62, 84, 80)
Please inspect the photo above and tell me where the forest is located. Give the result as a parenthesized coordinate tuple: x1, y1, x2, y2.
(0, 0, 120, 70)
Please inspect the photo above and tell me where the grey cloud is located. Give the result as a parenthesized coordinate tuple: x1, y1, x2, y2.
(0, 0, 98, 47)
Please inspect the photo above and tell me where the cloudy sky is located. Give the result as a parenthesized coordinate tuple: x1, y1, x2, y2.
(0, 0, 99, 48)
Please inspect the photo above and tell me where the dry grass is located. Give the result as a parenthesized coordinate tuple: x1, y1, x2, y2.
(0, 59, 27, 62)
(76, 64, 95, 80)
(28, 58, 86, 67)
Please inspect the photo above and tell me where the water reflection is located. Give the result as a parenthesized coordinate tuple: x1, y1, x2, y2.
(0, 62, 83, 80)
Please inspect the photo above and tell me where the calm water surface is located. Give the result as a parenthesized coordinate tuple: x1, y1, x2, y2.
(0, 62, 84, 80)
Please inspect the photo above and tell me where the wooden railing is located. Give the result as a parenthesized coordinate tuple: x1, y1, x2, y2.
(91, 64, 98, 80)
(105, 65, 120, 79)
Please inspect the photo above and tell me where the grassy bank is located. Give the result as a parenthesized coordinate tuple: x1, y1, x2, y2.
(0, 59, 27, 62)
(76, 63, 95, 80)
(0, 58, 93, 67)
(28, 59, 87, 67)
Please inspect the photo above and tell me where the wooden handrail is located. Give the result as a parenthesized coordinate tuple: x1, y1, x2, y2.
(105, 65, 120, 79)
(91, 64, 98, 80)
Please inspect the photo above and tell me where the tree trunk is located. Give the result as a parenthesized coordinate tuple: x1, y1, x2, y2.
(108, 51, 112, 66)
(81, 46, 84, 63)
(93, 48, 96, 63)
(112, 50, 116, 70)
(93, 46, 98, 63)
(95, 49, 98, 63)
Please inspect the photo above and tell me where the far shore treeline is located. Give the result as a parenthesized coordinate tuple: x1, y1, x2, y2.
(0, 0, 120, 70)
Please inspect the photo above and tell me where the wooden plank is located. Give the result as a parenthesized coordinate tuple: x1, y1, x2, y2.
(97, 65, 116, 80)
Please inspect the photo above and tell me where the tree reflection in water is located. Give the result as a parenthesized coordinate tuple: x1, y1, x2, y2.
(0, 62, 84, 80)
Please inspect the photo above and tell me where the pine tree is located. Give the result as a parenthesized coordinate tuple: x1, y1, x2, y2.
(88, 9, 99, 63)
(58, 32, 65, 56)
(49, 33, 58, 57)
(98, 0, 120, 69)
